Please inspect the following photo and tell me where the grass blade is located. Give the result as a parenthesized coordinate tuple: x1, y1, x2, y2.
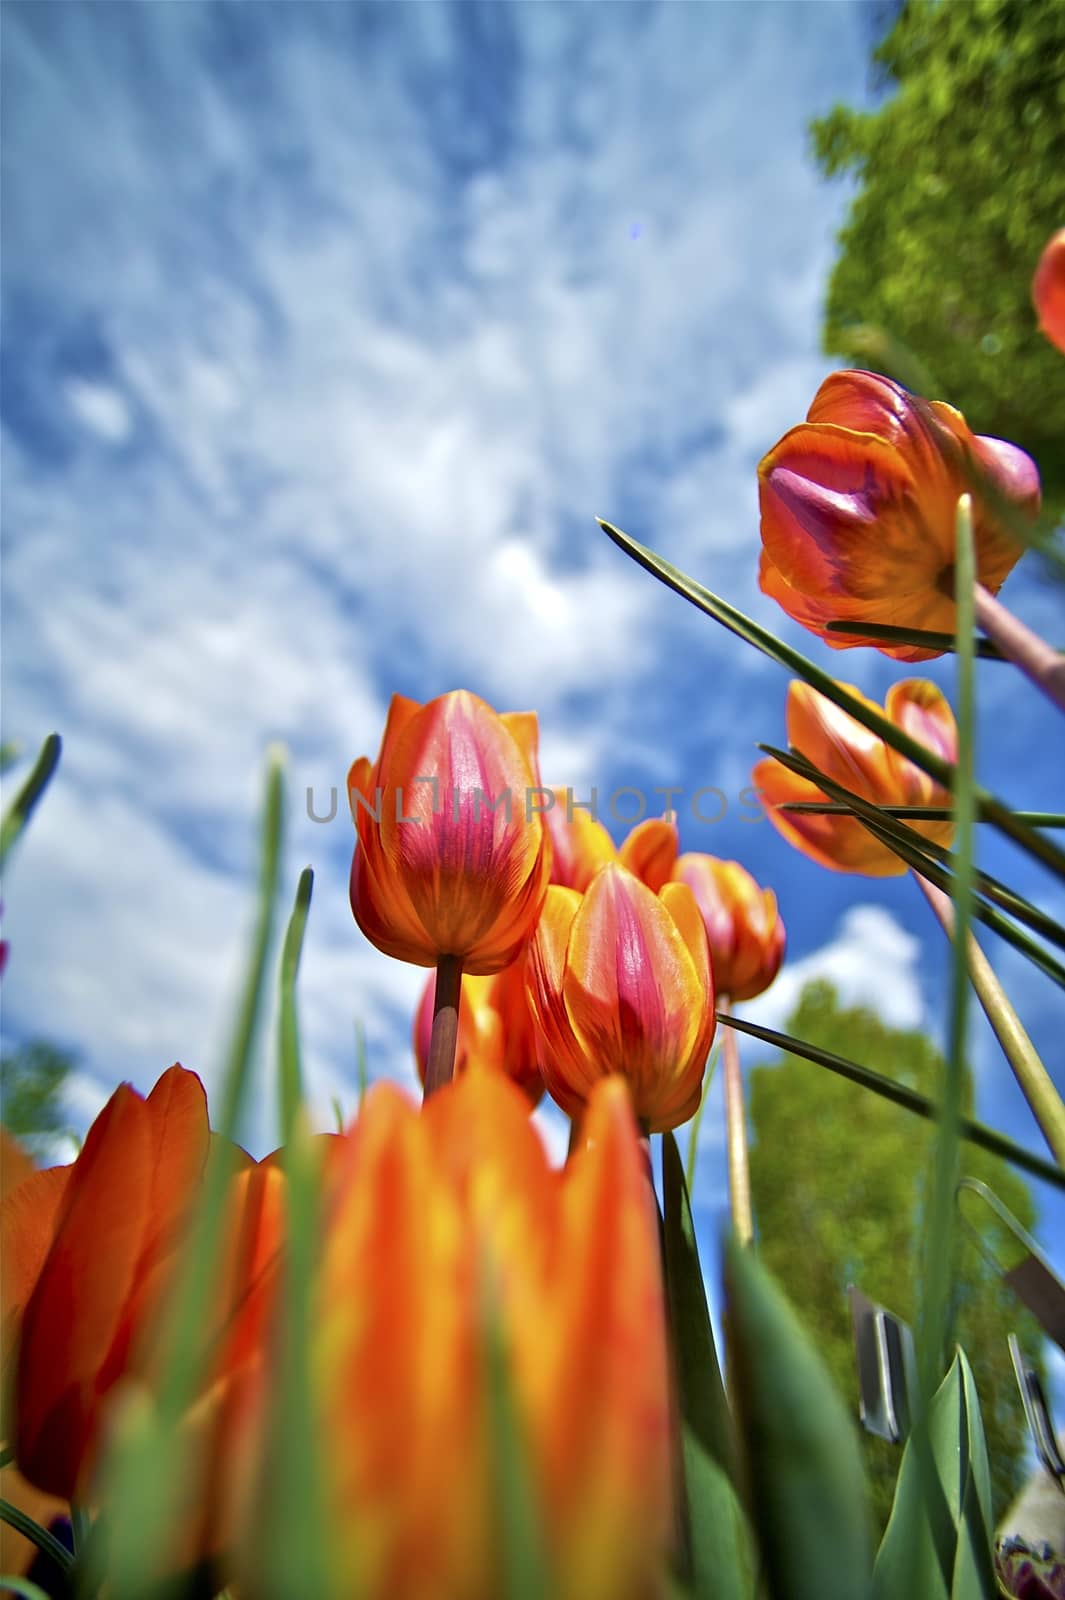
(779, 804, 1065, 828)
(0, 734, 61, 872)
(102, 746, 287, 1596)
(0, 1500, 73, 1575)
(684, 1044, 720, 1198)
(279, 867, 314, 1144)
(724, 1236, 872, 1600)
(598, 518, 1065, 880)
(716, 1014, 1064, 1191)
(917, 491, 975, 1441)
(754, 745, 1061, 985)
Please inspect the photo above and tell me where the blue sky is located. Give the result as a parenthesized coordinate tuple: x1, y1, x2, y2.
(2, 1, 1062, 1397)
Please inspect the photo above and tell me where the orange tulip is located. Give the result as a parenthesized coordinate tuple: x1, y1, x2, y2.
(543, 787, 619, 891)
(619, 814, 679, 894)
(3, 1064, 280, 1528)
(526, 863, 715, 1131)
(1033, 229, 1065, 354)
(312, 1068, 672, 1600)
(752, 678, 957, 876)
(758, 370, 1040, 660)
(671, 855, 785, 1002)
(348, 691, 551, 974)
(413, 954, 543, 1104)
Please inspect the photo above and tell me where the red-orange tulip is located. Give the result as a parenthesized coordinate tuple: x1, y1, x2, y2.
(543, 787, 619, 891)
(619, 814, 679, 894)
(413, 954, 543, 1104)
(1033, 229, 1065, 354)
(752, 678, 957, 876)
(671, 855, 785, 1002)
(3, 1065, 280, 1522)
(312, 1068, 672, 1600)
(758, 370, 1040, 660)
(526, 863, 715, 1131)
(349, 691, 551, 974)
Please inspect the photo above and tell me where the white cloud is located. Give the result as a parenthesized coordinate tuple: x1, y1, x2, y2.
(64, 378, 133, 443)
(747, 904, 926, 1033)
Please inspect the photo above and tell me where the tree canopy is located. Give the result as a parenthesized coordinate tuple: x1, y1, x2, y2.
(748, 979, 1041, 1533)
(811, 0, 1065, 532)
(1, 1038, 77, 1160)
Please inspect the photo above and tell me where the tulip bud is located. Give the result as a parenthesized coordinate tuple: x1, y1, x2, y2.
(525, 864, 715, 1132)
(349, 691, 551, 974)
(1033, 228, 1065, 354)
(671, 854, 785, 1002)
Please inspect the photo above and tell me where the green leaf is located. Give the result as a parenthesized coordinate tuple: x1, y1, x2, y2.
(684, 1044, 719, 1198)
(0, 1577, 52, 1600)
(724, 1235, 872, 1600)
(101, 746, 287, 1596)
(780, 804, 1065, 829)
(598, 518, 1065, 882)
(661, 1134, 753, 1599)
(918, 498, 976, 1401)
(483, 1273, 551, 1600)
(0, 733, 61, 872)
(823, 619, 1012, 658)
(872, 1350, 996, 1600)
(0, 1497, 73, 1575)
(759, 743, 1065, 987)
(278, 866, 314, 1143)
(718, 1013, 1065, 1192)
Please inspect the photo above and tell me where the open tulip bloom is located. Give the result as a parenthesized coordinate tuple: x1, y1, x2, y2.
(757, 369, 1041, 660)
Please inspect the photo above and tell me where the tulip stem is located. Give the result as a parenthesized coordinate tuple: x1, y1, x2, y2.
(720, 997, 754, 1247)
(425, 954, 464, 1096)
(914, 873, 1065, 1168)
(973, 583, 1065, 715)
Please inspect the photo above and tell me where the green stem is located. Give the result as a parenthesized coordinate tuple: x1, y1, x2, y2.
(720, 997, 753, 1247)
(914, 872, 1065, 1169)
(974, 582, 1065, 714)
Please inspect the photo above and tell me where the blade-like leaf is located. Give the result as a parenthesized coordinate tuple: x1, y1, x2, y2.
(779, 804, 1065, 829)
(102, 747, 287, 1596)
(279, 866, 314, 1144)
(760, 744, 1065, 989)
(725, 1235, 872, 1600)
(483, 1274, 551, 1600)
(684, 1044, 720, 1198)
(716, 1014, 1065, 1192)
(598, 518, 1065, 881)
(0, 733, 61, 871)
(661, 1133, 753, 1599)
(824, 620, 1012, 658)
(872, 1350, 996, 1600)
(917, 495, 975, 1472)
(0, 1499, 73, 1575)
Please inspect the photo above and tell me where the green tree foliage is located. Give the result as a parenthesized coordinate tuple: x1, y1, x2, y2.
(748, 980, 1041, 1534)
(811, 0, 1065, 531)
(1, 1038, 77, 1159)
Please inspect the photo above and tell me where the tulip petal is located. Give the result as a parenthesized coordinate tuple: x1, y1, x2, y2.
(753, 756, 904, 877)
(18, 1084, 153, 1497)
(563, 866, 707, 1127)
(526, 887, 594, 1119)
(619, 816, 679, 893)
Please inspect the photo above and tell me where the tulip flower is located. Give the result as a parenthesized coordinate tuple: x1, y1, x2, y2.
(758, 370, 1040, 660)
(526, 863, 715, 1131)
(348, 691, 551, 975)
(752, 678, 958, 876)
(543, 787, 619, 891)
(412, 954, 543, 1104)
(350, 691, 552, 1093)
(3, 1064, 280, 1530)
(619, 813, 679, 894)
(1033, 228, 1065, 354)
(312, 1068, 672, 1600)
(671, 855, 785, 1003)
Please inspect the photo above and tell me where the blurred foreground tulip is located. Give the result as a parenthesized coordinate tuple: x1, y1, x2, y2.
(758, 370, 1040, 659)
(348, 691, 551, 975)
(413, 954, 543, 1104)
(672, 854, 784, 1002)
(526, 863, 715, 1131)
(311, 1069, 672, 1600)
(2, 1064, 279, 1551)
(753, 678, 957, 876)
(1033, 228, 1065, 354)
